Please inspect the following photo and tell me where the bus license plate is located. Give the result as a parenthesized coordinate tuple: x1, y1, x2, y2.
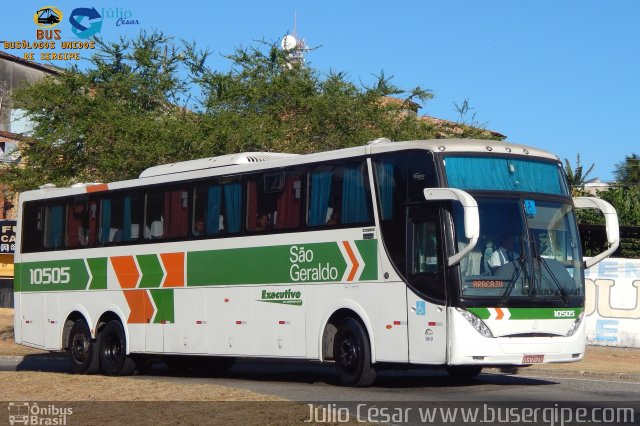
(522, 354, 544, 364)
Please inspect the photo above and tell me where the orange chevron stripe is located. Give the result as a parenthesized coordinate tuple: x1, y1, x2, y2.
(160, 252, 185, 287)
(123, 290, 154, 323)
(342, 241, 359, 282)
(111, 256, 139, 289)
(495, 307, 504, 320)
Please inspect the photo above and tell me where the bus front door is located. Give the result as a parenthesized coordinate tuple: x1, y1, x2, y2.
(406, 206, 447, 365)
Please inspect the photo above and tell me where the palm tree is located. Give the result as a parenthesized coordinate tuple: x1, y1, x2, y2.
(613, 153, 640, 186)
(564, 154, 597, 195)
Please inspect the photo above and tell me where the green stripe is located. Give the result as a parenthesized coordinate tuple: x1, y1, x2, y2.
(258, 299, 303, 306)
(150, 289, 174, 324)
(137, 254, 164, 288)
(15, 239, 379, 292)
(467, 307, 584, 320)
(467, 307, 491, 319)
(187, 241, 378, 286)
(16, 259, 89, 292)
(86, 258, 107, 290)
(355, 239, 378, 281)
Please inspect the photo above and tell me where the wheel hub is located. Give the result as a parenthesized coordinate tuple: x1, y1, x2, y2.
(103, 333, 122, 363)
(339, 336, 359, 370)
(71, 334, 89, 363)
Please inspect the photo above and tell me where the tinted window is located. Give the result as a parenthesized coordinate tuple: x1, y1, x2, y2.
(144, 187, 188, 240)
(65, 196, 98, 248)
(100, 192, 142, 244)
(21, 202, 44, 253)
(43, 203, 65, 250)
(193, 178, 243, 236)
(444, 155, 568, 195)
(247, 169, 303, 232)
(307, 160, 372, 228)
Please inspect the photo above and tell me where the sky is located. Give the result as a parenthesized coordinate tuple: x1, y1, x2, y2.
(3, 1, 639, 182)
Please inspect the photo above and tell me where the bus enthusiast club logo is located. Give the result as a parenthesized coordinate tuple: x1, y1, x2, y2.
(33, 6, 63, 28)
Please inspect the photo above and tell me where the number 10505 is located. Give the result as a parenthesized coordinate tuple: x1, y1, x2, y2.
(30, 267, 71, 285)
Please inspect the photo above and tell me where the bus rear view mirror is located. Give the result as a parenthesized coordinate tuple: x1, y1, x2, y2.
(423, 188, 479, 267)
(573, 197, 620, 269)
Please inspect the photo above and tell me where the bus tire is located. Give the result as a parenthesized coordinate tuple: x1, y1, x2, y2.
(68, 319, 100, 374)
(334, 318, 376, 387)
(446, 365, 483, 379)
(99, 320, 135, 376)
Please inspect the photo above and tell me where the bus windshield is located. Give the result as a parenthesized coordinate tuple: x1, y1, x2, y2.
(444, 155, 569, 196)
(455, 197, 583, 302)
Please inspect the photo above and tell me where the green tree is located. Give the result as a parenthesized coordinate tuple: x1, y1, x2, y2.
(591, 186, 640, 258)
(598, 186, 640, 226)
(3, 31, 208, 191)
(563, 153, 596, 196)
(2, 32, 500, 193)
(613, 153, 640, 186)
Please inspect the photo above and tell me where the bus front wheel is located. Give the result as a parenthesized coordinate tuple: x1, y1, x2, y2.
(67, 319, 100, 374)
(333, 318, 376, 387)
(99, 320, 135, 376)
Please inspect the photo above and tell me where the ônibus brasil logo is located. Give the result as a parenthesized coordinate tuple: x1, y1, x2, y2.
(258, 289, 302, 306)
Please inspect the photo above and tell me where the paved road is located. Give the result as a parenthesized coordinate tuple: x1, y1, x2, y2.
(4, 353, 640, 404)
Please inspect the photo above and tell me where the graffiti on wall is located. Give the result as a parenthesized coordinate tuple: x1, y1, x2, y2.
(584, 258, 640, 347)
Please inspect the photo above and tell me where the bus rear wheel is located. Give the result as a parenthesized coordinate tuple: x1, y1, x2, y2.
(68, 319, 100, 374)
(446, 365, 483, 379)
(333, 318, 376, 387)
(99, 320, 135, 376)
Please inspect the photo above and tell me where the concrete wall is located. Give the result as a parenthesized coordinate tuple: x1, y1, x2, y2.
(585, 257, 640, 348)
(0, 54, 55, 132)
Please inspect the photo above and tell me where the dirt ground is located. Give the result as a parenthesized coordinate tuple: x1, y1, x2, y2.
(526, 345, 640, 375)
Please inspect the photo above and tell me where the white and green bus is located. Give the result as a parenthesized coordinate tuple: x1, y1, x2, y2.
(14, 139, 619, 386)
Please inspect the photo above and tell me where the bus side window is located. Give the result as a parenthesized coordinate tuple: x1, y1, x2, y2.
(307, 161, 372, 228)
(373, 154, 408, 277)
(66, 197, 90, 248)
(100, 192, 142, 244)
(193, 182, 222, 237)
(247, 169, 302, 232)
(144, 187, 188, 240)
(307, 167, 334, 227)
(21, 202, 44, 253)
(274, 171, 303, 230)
(341, 163, 371, 225)
(247, 176, 271, 231)
(43, 204, 64, 250)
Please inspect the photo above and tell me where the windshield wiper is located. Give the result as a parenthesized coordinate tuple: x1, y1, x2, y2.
(538, 256, 569, 305)
(497, 234, 528, 307)
(528, 229, 569, 305)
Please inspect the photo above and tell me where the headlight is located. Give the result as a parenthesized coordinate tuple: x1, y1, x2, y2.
(456, 308, 494, 338)
(565, 312, 584, 337)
